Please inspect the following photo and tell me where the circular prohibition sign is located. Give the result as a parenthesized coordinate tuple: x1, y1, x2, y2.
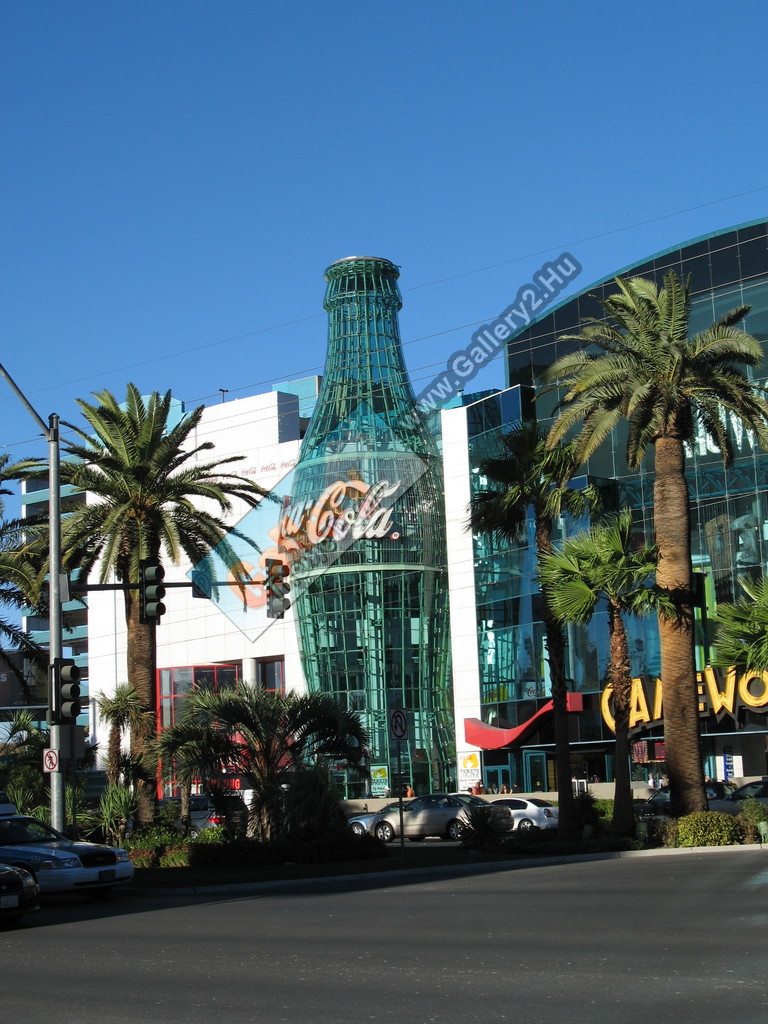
(390, 708, 408, 741)
(43, 748, 59, 773)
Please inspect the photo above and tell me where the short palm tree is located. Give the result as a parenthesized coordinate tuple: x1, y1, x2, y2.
(711, 574, 768, 675)
(538, 510, 671, 833)
(155, 685, 368, 843)
(468, 422, 600, 835)
(95, 684, 149, 785)
(55, 385, 271, 824)
(543, 271, 768, 816)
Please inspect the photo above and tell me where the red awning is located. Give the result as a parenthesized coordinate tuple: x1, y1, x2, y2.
(464, 692, 584, 750)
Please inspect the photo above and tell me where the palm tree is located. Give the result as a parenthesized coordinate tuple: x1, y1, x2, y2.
(95, 684, 149, 785)
(55, 385, 271, 824)
(155, 685, 368, 843)
(468, 422, 600, 835)
(711, 574, 768, 674)
(543, 270, 768, 816)
(538, 510, 672, 833)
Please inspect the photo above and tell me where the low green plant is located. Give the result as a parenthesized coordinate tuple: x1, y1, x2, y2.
(675, 811, 744, 847)
(735, 797, 768, 843)
(98, 783, 138, 847)
(458, 804, 508, 851)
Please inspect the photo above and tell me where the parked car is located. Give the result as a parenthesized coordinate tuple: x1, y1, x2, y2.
(0, 815, 135, 895)
(0, 863, 40, 927)
(347, 800, 408, 836)
(490, 797, 559, 830)
(708, 778, 768, 815)
(635, 780, 737, 821)
(365, 794, 471, 843)
(146, 793, 248, 837)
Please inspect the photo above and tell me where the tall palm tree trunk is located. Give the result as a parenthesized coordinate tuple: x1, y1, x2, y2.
(126, 594, 158, 826)
(537, 518, 575, 835)
(654, 437, 706, 816)
(607, 601, 634, 833)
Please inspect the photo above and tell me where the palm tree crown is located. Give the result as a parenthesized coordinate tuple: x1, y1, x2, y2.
(542, 271, 768, 816)
(59, 384, 269, 583)
(712, 575, 768, 675)
(544, 271, 768, 465)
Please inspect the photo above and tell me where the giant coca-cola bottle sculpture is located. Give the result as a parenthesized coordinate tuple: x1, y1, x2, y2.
(288, 257, 452, 796)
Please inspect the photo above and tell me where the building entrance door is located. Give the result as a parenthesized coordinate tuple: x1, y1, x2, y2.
(523, 751, 547, 793)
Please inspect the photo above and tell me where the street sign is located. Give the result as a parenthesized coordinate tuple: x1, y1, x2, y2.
(388, 708, 409, 743)
(43, 748, 60, 773)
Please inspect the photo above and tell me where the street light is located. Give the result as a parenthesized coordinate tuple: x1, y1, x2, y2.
(0, 363, 67, 831)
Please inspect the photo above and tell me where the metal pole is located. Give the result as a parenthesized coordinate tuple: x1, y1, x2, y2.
(0, 365, 65, 830)
(48, 414, 65, 832)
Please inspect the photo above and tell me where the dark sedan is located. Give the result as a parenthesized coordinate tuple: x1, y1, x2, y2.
(0, 863, 40, 927)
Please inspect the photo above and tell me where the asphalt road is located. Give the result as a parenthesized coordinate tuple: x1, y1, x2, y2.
(3, 848, 767, 1024)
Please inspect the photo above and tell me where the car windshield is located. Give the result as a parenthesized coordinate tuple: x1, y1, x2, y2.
(0, 817, 63, 845)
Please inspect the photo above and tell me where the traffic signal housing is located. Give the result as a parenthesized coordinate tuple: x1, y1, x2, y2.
(53, 658, 82, 722)
(139, 560, 166, 625)
(265, 557, 290, 619)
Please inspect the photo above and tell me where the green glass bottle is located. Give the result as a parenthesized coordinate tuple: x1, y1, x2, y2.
(288, 257, 452, 797)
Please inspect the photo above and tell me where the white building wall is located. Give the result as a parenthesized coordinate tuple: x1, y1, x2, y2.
(440, 404, 483, 790)
(86, 389, 309, 759)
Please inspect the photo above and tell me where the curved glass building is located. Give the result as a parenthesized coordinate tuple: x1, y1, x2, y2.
(453, 219, 768, 789)
(289, 257, 453, 796)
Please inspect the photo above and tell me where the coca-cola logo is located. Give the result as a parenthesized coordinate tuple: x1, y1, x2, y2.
(226, 476, 402, 607)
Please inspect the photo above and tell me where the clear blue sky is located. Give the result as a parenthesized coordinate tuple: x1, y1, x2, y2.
(2, 1, 767, 472)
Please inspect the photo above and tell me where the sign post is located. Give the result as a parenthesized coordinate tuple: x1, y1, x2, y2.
(388, 708, 409, 857)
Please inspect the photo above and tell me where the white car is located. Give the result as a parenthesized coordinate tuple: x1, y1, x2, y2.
(0, 815, 135, 895)
(709, 778, 768, 815)
(490, 797, 559, 830)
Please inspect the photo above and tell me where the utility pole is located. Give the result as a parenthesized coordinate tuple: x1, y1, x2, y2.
(0, 364, 66, 831)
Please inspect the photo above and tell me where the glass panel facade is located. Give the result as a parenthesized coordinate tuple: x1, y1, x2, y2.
(468, 220, 768, 785)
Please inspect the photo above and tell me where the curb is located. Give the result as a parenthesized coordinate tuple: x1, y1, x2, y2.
(124, 841, 767, 898)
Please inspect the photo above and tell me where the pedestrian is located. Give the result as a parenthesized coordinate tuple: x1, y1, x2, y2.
(405, 783, 415, 798)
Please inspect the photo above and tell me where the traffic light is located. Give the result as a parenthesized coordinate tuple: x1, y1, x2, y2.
(265, 557, 290, 619)
(53, 658, 82, 722)
(139, 560, 166, 625)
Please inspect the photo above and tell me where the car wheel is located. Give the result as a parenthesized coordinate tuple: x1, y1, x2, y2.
(349, 822, 365, 836)
(188, 828, 200, 839)
(517, 818, 534, 830)
(375, 821, 396, 843)
(446, 819, 464, 841)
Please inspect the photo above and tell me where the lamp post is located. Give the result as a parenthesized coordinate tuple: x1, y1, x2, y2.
(0, 364, 66, 830)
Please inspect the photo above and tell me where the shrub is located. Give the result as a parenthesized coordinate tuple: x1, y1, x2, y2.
(459, 804, 508, 851)
(735, 797, 768, 843)
(675, 811, 745, 847)
(125, 825, 189, 867)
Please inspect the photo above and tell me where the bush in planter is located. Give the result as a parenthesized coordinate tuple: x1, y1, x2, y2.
(125, 825, 189, 867)
(735, 797, 768, 843)
(675, 811, 745, 847)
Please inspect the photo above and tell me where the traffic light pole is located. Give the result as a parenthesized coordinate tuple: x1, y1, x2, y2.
(0, 365, 66, 831)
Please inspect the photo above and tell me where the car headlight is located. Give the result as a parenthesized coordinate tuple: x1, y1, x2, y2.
(14, 868, 38, 891)
(44, 857, 82, 870)
(115, 849, 131, 863)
